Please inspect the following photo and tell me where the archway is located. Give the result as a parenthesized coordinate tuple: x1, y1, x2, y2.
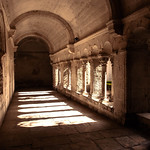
(15, 37, 53, 90)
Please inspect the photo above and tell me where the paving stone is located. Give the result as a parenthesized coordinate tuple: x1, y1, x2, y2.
(129, 134, 148, 144)
(32, 136, 71, 148)
(58, 125, 79, 135)
(95, 138, 124, 150)
(115, 136, 139, 148)
(70, 140, 99, 150)
(75, 123, 93, 133)
(99, 128, 134, 138)
(0, 134, 32, 148)
(132, 143, 150, 150)
(68, 133, 91, 143)
(83, 131, 104, 140)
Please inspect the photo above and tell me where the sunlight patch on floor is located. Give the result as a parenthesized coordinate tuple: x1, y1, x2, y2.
(18, 116, 96, 127)
(18, 97, 59, 102)
(17, 110, 83, 119)
(18, 102, 67, 108)
(18, 91, 53, 96)
(17, 90, 96, 128)
(18, 105, 73, 113)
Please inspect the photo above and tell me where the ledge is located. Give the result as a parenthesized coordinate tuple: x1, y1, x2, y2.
(75, 90, 114, 113)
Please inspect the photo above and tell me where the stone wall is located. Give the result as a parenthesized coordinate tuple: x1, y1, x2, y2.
(0, 5, 15, 126)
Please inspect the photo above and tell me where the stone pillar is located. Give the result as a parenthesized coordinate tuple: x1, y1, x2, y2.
(76, 60, 83, 93)
(110, 57, 114, 101)
(63, 61, 68, 89)
(67, 61, 71, 90)
(100, 58, 107, 100)
(92, 58, 101, 100)
(89, 59, 94, 98)
(58, 65, 61, 86)
(60, 62, 64, 90)
(52, 64, 57, 89)
(81, 59, 87, 95)
(71, 59, 77, 92)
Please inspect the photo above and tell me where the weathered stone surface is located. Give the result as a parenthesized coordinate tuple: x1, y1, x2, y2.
(95, 138, 124, 150)
(115, 136, 139, 148)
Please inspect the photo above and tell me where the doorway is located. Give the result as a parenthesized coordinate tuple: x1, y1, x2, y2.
(15, 37, 53, 90)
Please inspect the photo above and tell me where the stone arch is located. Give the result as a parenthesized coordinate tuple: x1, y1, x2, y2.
(10, 10, 75, 44)
(106, 0, 123, 35)
(14, 32, 54, 53)
(106, 0, 122, 20)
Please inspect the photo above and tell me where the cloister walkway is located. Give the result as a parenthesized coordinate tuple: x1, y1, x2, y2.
(0, 90, 150, 150)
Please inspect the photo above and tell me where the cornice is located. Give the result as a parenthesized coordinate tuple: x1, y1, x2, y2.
(122, 6, 150, 24)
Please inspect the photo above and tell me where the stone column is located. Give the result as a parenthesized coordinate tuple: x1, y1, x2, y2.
(76, 60, 83, 93)
(71, 59, 77, 92)
(58, 65, 61, 86)
(81, 59, 87, 95)
(89, 59, 94, 98)
(67, 61, 71, 90)
(91, 58, 100, 100)
(100, 58, 108, 100)
(110, 57, 114, 101)
(52, 64, 57, 89)
(60, 62, 64, 90)
(63, 61, 68, 89)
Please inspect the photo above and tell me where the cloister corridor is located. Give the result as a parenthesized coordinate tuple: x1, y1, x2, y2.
(0, 90, 150, 150)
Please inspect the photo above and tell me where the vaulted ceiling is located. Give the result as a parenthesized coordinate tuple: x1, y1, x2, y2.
(2, 0, 149, 53)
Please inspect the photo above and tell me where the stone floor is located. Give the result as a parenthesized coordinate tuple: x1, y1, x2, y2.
(0, 90, 150, 150)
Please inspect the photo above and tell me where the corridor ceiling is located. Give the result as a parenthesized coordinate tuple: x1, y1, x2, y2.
(2, 0, 149, 53)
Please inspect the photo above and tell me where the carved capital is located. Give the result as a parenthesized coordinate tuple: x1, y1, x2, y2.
(99, 57, 108, 66)
(91, 44, 100, 56)
(112, 35, 127, 52)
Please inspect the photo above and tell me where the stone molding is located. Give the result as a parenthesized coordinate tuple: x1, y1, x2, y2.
(122, 6, 150, 24)
(74, 28, 108, 47)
